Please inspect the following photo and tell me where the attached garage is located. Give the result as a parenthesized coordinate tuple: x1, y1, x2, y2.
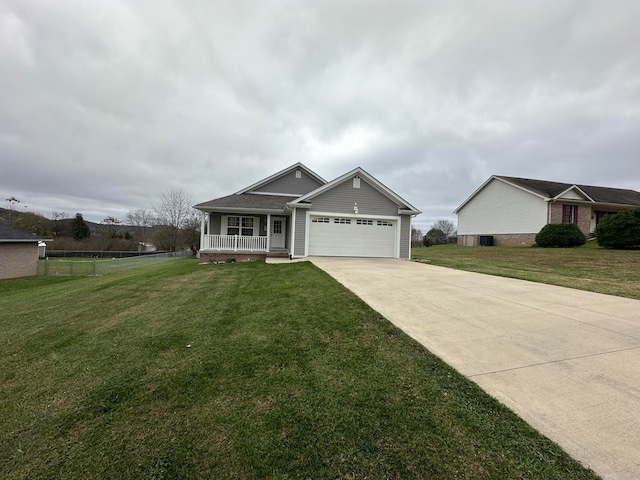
(308, 215, 397, 257)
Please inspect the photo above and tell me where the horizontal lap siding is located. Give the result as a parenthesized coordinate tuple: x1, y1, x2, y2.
(458, 179, 547, 235)
(294, 211, 307, 256)
(252, 170, 323, 195)
(400, 215, 411, 258)
(309, 179, 399, 216)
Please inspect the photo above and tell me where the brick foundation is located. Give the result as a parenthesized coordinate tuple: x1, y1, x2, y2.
(458, 233, 537, 247)
(199, 252, 267, 264)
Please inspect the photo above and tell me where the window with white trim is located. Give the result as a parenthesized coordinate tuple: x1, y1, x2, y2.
(334, 218, 351, 224)
(224, 216, 258, 236)
(563, 205, 577, 224)
(377, 220, 393, 227)
(357, 219, 373, 225)
(312, 217, 330, 223)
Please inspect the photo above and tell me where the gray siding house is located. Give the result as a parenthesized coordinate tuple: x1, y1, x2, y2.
(194, 163, 421, 262)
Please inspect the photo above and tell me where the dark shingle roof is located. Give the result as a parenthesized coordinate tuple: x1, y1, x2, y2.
(497, 176, 640, 206)
(0, 224, 47, 242)
(194, 193, 294, 211)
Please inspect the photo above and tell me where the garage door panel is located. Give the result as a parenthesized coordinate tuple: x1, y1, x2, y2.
(309, 216, 396, 257)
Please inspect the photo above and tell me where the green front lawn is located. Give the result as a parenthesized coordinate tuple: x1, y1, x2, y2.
(1, 260, 599, 479)
(412, 244, 640, 300)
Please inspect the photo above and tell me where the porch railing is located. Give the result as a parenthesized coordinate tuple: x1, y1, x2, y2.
(202, 234, 268, 252)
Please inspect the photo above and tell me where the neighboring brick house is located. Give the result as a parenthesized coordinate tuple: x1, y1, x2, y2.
(0, 224, 50, 279)
(455, 176, 640, 246)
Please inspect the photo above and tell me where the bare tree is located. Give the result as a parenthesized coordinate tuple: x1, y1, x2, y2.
(51, 211, 67, 237)
(432, 219, 456, 240)
(181, 210, 201, 255)
(153, 187, 195, 251)
(411, 227, 423, 247)
(5, 197, 20, 225)
(126, 209, 155, 243)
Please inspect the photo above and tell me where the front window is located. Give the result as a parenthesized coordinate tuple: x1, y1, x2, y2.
(563, 205, 575, 224)
(226, 216, 256, 236)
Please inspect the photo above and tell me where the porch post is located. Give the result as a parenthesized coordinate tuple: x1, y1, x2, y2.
(266, 214, 271, 252)
(200, 212, 206, 251)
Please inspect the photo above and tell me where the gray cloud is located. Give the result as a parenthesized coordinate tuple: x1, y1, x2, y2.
(1, 0, 639, 233)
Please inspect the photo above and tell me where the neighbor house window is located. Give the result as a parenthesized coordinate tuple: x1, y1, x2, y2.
(562, 205, 578, 224)
(224, 216, 257, 236)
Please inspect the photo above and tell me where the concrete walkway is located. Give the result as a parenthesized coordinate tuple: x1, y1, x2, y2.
(309, 257, 640, 480)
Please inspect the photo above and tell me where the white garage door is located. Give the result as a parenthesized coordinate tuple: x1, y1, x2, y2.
(308, 216, 397, 257)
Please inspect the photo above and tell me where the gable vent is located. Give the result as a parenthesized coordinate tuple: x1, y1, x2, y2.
(295, 170, 302, 179)
(353, 176, 361, 188)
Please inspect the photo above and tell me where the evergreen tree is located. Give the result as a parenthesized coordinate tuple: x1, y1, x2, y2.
(71, 213, 91, 240)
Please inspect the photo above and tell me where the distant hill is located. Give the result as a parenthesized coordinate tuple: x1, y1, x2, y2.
(0, 208, 152, 235)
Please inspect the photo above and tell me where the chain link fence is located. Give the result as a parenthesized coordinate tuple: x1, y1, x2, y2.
(39, 250, 193, 277)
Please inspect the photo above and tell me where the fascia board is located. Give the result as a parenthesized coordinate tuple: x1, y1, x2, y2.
(195, 206, 287, 215)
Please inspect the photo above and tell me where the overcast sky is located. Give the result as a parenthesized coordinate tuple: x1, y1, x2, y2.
(2, 0, 639, 231)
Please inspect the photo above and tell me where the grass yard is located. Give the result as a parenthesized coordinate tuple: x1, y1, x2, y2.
(0, 259, 599, 479)
(412, 244, 640, 300)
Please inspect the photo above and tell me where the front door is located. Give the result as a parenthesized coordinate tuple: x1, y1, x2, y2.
(270, 217, 286, 249)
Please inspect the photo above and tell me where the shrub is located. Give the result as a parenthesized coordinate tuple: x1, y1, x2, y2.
(596, 209, 640, 249)
(535, 223, 586, 248)
(425, 228, 447, 246)
(423, 235, 433, 247)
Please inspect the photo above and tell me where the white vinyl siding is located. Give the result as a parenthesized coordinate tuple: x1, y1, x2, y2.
(457, 179, 548, 235)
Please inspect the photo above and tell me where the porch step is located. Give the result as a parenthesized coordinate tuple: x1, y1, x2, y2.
(266, 250, 290, 259)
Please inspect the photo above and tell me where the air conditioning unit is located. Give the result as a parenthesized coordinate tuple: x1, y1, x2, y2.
(479, 235, 494, 246)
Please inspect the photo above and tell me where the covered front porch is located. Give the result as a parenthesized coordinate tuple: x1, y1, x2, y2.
(199, 211, 290, 256)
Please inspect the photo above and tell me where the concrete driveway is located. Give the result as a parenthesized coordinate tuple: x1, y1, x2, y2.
(309, 257, 640, 480)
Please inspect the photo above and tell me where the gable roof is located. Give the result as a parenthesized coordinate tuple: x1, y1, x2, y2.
(235, 162, 326, 195)
(0, 224, 49, 242)
(288, 167, 422, 214)
(455, 175, 640, 213)
(497, 176, 640, 205)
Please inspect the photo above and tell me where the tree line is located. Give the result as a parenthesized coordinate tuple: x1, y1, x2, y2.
(4, 188, 200, 252)
(412, 219, 457, 247)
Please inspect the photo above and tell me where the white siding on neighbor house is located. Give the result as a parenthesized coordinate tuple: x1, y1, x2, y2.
(457, 179, 548, 235)
(252, 169, 323, 195)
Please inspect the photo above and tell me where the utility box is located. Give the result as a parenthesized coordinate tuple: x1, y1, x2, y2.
(479, 235, 494, 246)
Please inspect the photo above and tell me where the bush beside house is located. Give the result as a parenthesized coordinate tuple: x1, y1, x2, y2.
(596, 208, 640, 249)
(535, 224, 586, 248)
